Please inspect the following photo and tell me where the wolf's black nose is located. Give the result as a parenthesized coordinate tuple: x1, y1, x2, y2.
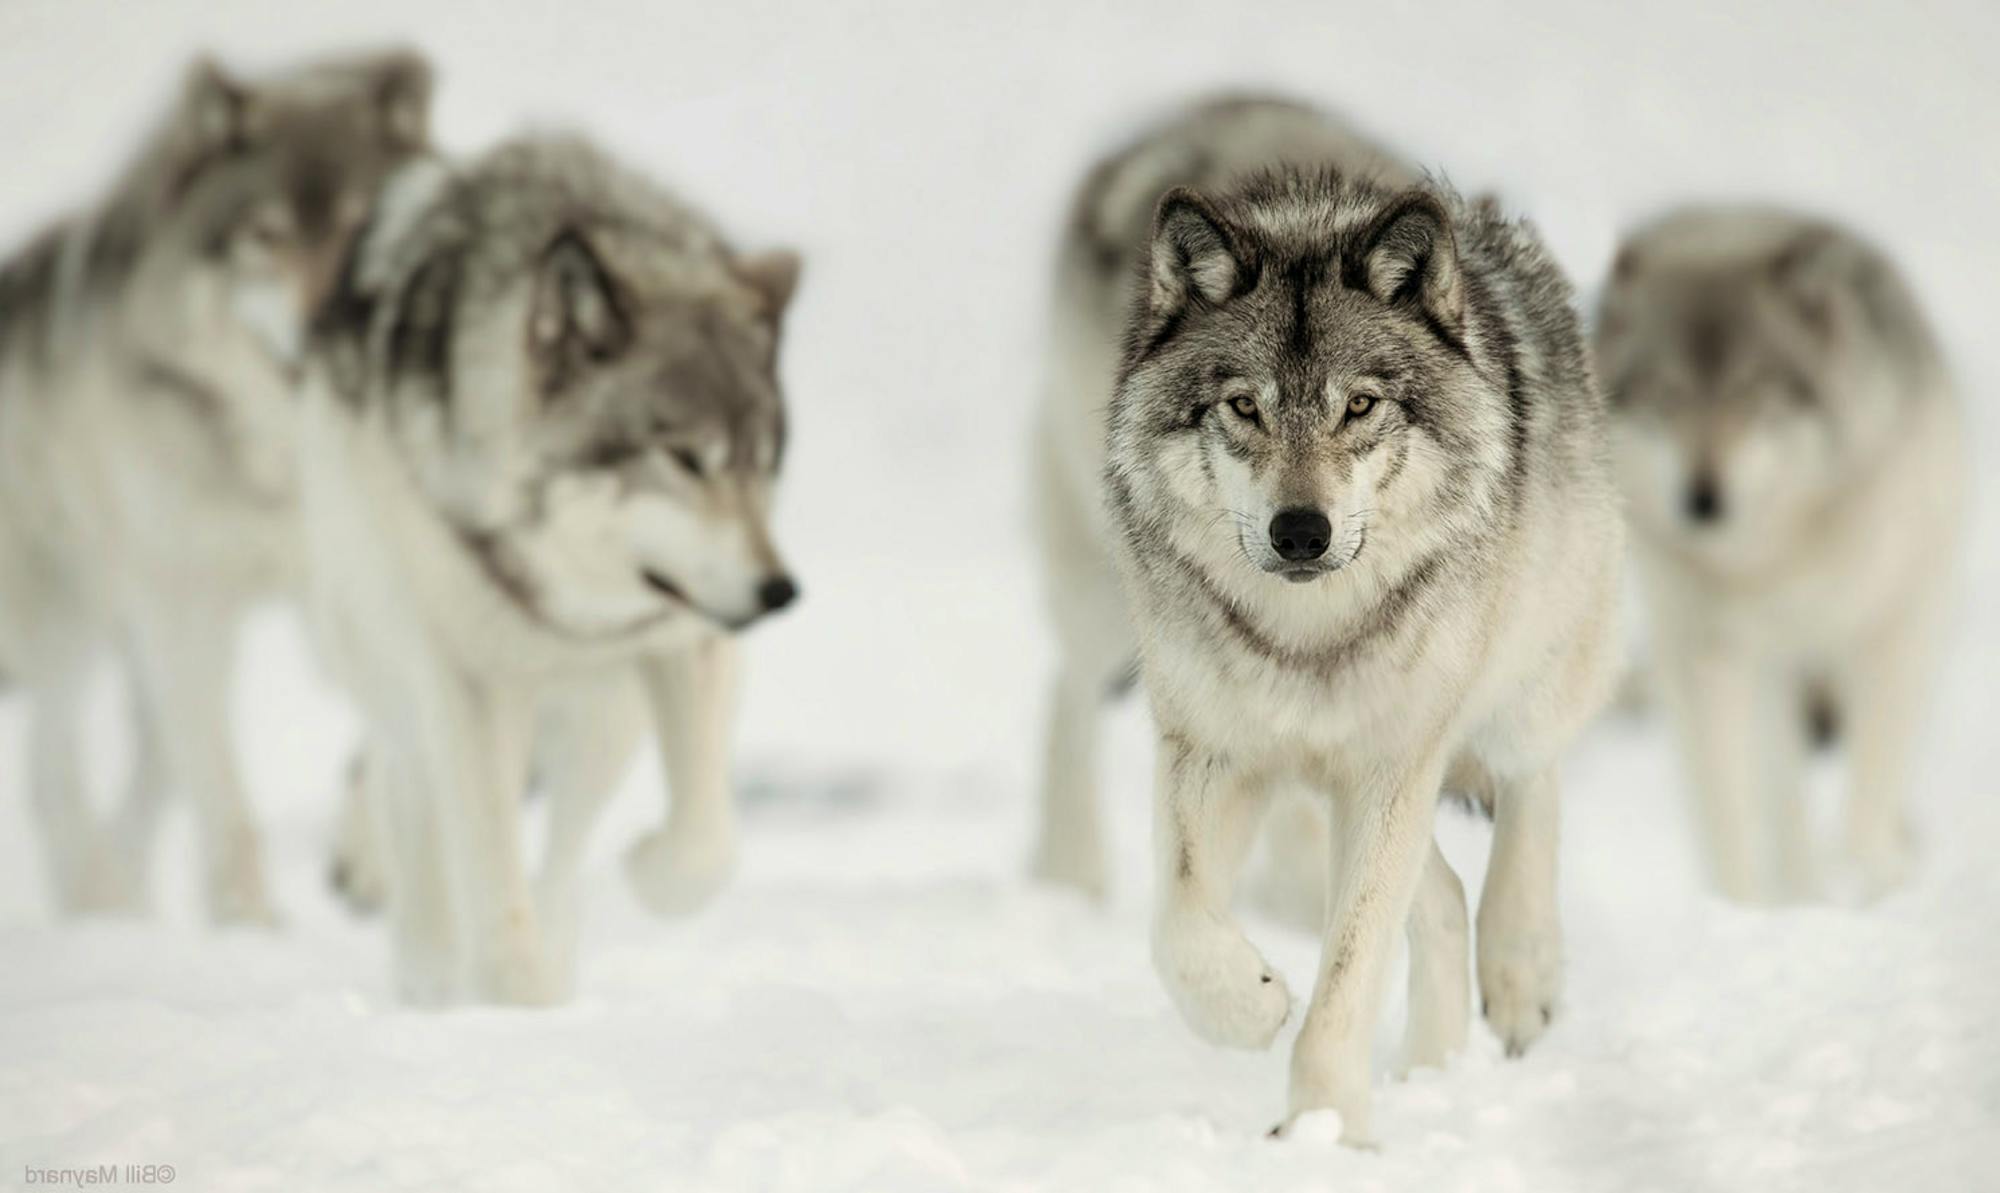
(758, 575, 799, 612)
(1685, 476, 1725, 524)
(1269, 509, 1332, 561)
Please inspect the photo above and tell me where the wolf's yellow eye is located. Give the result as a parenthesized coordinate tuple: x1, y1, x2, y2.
(1228, 395, 1260, 421)
(1346, 393, 1377, 418)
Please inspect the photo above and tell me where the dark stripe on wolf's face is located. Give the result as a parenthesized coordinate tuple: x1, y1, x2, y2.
(386, 248, 463, 404)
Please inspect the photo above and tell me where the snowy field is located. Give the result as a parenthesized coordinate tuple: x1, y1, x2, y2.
(3, 1, 1998, 1189)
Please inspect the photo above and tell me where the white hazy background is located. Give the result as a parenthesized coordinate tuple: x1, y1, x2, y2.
(1, 2, 1996, 1190)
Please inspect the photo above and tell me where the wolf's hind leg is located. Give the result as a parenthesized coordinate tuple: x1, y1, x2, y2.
(1477, 767, 1562, 1057)
(1401, 838, 1469, 1074)
(1028, 661, 1122, 900)
(626, 635, 740, 917)
(1150, 742, 1289, 1050)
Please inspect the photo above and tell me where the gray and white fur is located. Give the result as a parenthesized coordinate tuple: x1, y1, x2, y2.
(0, 50, 432, 922)
(1597, 207, 1964, 903)
(1029, 96, 1417, 904)
(298, 134, 801, 1004)
(1103, 161, 1622, 1138)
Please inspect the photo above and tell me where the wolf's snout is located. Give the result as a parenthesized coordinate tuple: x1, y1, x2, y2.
(1269, 509, 1332, 561)
(757, 574, 799, 613)
(1684, 474, 1725, 525)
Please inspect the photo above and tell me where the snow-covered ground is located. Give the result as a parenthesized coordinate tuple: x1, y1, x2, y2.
(3, 1, 1998, 1189)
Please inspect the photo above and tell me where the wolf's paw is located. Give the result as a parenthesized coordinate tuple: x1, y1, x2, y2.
(1153, 909, 1291, 1049)
(1477, 919, 1560, 1057)
(1028, 836, 1108, 903)
(1840, 823, 1915, 903)
(205, 850, 280, 929)
(53, 840, 149, 918)
(624, 829, 734, 918)
(472, 948, 566, 1008)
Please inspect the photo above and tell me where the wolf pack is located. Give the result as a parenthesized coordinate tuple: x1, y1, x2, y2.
(0, 50, 1965, 1143)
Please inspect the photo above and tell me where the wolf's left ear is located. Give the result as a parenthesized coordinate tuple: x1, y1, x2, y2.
(1149, 188, 1249, 316)
(374, 53, 433, 151)
(737, 249, 802, 325)
(1355, 192, 1465, 337)
(1769, 228, 1857, 336)
(531, 230, 631, 382)
(181, 55, 257, 152)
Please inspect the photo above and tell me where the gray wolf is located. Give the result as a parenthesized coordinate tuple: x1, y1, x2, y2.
(0, 50, 432, 922)
(1103, 165, 1622, 1140)
(1596, 207, 1964, 902)
(1029, 95, 1416, 903)
(298, 134, 801, 1003)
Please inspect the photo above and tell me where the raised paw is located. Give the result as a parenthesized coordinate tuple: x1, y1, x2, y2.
(1152, 908, 1291, 1050)
(624, 828, 735, 918)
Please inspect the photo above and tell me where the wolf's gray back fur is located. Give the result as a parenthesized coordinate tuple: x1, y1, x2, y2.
(0, 50, 431, 923)
(1596, 206, 1963, 902)
(1028, 96, 1418, 901)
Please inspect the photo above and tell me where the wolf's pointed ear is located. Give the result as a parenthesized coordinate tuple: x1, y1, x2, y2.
(374, 53, 433, 151)
(531, 230, 631, 380)
(1355, 192, 1465, 337)
(1149, 188, 1248, 316)
(1769, 228, 1854, 336)
(182, 55, 256, 152)
(737, 249, 802, 324)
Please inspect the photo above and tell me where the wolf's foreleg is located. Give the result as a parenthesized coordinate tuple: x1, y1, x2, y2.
(1150, 738, 1290, 1050)
(626, 633, 739, 916)
(125, 598, 275, 926)
(1401, 837, 1469, 1074)
(1658, 646, 1770, 902)
(1477, 766, 1562, 1056)
(1837, 599, 1943, 899)
(1288, 754, 1444, 1144)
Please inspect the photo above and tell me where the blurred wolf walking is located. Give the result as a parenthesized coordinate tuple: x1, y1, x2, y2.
(299, 135, 802, 1004)
(0, 51, 432, 923)
(1028, 97, 1416, 906)
(1597, 209, 1965, 903)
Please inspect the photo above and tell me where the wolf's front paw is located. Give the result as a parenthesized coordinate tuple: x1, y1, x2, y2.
(1028, 834, 1108, 902)
(54, 841, 148, 918)
(624, 828, 735, 917)
(1153, 908, 1291, 1049)
(1477, 917, 1559, 1057)
(205, 844, 280, 929)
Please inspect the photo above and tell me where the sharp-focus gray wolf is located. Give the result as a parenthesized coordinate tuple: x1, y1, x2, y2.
(299, 135, 801, 1004)
(1597, 207, 1963, 903)
(1103, 164, 1622, 1139)
(1029, 96, 1417, 903)
(0, 50, 432, 922)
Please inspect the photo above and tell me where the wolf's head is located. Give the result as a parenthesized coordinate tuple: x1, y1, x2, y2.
(1108, 173, 1511, 589)
(1595, 211, 1911, 564)
(351, 137, 801, 639)
(116, 49, 432, 369)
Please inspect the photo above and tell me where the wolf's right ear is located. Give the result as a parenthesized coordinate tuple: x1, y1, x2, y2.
(531, 230, 631, 385)
(1149, 188, 1248, 316)
(374, 53, 433, 151)
(181, 56, 257, 153)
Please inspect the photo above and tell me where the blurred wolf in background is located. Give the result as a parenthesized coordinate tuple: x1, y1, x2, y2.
(0, 51, 432, 923)
(300, 135, 801, 1004)
(1103, 163, 1621, 1139)
(1029, 96, 1416, 908)
(1597, 209, 1964, 903)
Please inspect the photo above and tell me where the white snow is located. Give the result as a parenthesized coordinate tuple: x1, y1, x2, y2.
(3, 1, 1998, 1189)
